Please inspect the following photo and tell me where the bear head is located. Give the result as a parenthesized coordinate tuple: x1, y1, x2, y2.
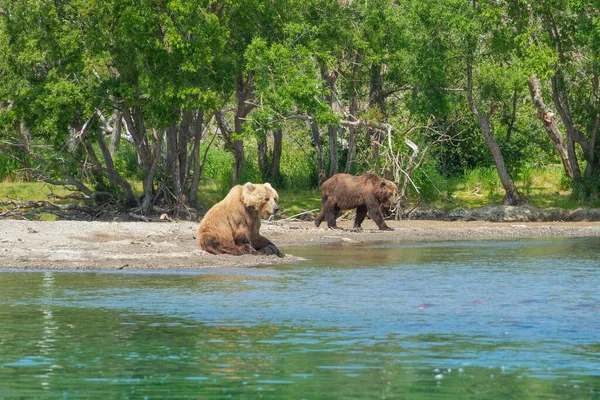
(375, 179, 399, 207)
(242, 182, 280, 219)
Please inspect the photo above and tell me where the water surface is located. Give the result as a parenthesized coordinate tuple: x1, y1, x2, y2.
(1, 237, 599, 398)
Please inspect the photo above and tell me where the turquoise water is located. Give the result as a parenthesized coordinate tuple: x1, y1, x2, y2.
(1, 237, 599, 398)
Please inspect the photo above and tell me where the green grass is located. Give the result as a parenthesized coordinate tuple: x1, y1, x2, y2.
(0, 181, 73, 202)
(446, 164, 587, 209)
(276, 188, 321, 218)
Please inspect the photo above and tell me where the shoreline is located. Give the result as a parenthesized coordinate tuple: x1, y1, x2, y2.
(0, 219, 599, 270)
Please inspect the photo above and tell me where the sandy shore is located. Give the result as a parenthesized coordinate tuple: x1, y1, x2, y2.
(0, 219, 599, 270)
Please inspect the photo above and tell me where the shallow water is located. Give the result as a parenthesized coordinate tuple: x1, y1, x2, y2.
(1, 237, 599, 398)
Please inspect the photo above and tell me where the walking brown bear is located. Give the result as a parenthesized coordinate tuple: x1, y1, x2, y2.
(314, 173, 398, 231)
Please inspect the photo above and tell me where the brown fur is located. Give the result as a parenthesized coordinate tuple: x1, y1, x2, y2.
(197, 182, 283, 257)
(314, 173, 398, 231)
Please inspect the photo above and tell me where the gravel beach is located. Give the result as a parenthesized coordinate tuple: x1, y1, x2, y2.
(1, 219, 599, 270)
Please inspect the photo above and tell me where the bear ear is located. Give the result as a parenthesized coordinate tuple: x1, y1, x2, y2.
(263, 182, 273, 190)
(244, 182, 256, 192)
(380, 181, 387, 187)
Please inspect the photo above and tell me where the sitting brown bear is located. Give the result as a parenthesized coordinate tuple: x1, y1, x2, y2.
(197, 182, 284, 257)
(314, 173, 398, 231)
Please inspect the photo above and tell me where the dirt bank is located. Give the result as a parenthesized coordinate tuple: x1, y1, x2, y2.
(0, 219, 599, 270)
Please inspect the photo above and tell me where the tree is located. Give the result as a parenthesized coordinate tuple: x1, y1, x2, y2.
(0, 0, 227, 214)
(525, 1, 600, 200)
(460, 0, 526, 205)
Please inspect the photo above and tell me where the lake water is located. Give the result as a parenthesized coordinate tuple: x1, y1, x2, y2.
(1, 237, 599, 399)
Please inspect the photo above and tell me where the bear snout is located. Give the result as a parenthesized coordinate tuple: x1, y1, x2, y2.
(273, 205, 279, 214)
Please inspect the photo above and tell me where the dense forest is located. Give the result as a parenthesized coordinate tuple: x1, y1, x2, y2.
(1, 0, 600, 218)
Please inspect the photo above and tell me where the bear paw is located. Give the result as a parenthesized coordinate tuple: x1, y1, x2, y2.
(259, 244, 285, 258)
(241, 243, 259, 255)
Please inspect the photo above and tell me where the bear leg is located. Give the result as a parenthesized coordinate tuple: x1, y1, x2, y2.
(202, 238, 258, 255)
(314, 210, 325, 227)
(252, 235, 285, 257)
(367, 202, 394, 231)
(325, 204, 342, 229)
(353, 205, 368, 231)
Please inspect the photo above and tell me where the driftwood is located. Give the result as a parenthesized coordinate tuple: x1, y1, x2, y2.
(127, 212, 171, 222)
(275, 209, 319, 222)
(0, 199, 99, 220)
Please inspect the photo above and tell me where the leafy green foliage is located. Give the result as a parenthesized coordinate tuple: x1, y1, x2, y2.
(2, 0, 600, 213)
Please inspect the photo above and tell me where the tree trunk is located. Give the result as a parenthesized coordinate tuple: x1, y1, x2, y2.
(230, 74, 255, 186)
(528, 74, 580, 181)
(476, 112, 522, 205)
(215, 110, 245, 187)
(257, 132, 267, 179)
(368, 63, 385, 171)
(583, 113, 600, 183)
(109, 112, 122, 158)
(548, 71, 600, 199)
(345, 93, 359, 173)
(328, 125, 338, 176)
(165, 123, 182, 198)
(178, 110, 193, 189)
(310, 120, 327, 185)
(231, 140, 245, 186)
(189, 111, 204, 206)
(124, 107, 151, 166)
(319, 61, 338, 177)
(268, 127, 283, 183)
(123, 108, 162, 214)
(18, 123, 32, 177)
(96, 130, 137, 206)
(141, 128, 164, 214)
(467, 61, 523, 205)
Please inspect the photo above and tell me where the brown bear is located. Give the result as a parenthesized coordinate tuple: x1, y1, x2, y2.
(197, 182, 284, 257)
(314, 173, 398, 231)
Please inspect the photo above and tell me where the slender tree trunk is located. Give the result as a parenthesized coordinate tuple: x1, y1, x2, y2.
(18, 123, 32, 177)
(549, 71, 600, 198)
(310, 120, 327, 185)
(165, 123, 182, 198)
(345, 93, 359, 173)
(124, 107, 151, 165)
(82, 139, 103, 181)
(141, 128, 164, 214)
(328, 125, 338, 176)
(583, 113, 600, 183)
(476, 112, 521, 205)
(164, 111, 192, 201)
(83, 129, 137, 206)
(189, 111, 204, 206)
(109, 112, 122, 157)
(319, 61, 338, 177)
(231, 141, 245, 186)
(344, 52, 361, 174)
(178, 110, 193, 190)
(587, 65, 600, 180)
(368, 63, 385, 171)
(257, 132, 267, 179)
(123, 108, 162, 214)
(268, 127, 283, 182)
(215, 106, 246, 187)
(467, 61, 523, 205)
(528, 74, 580, 181)
(96, 131, 137, 206)
(230, 74, 255, 186)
